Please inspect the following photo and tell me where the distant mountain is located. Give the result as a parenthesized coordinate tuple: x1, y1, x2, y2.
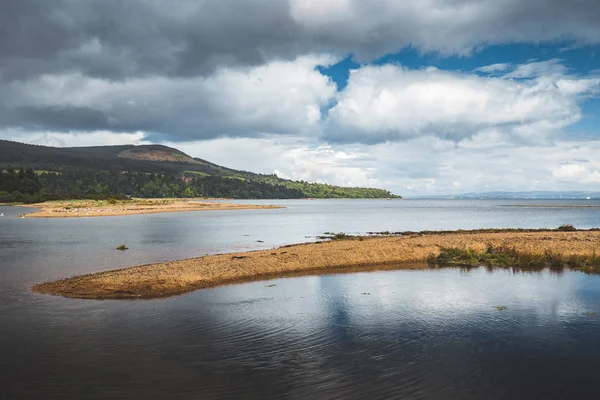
(0, 140, 238, 176)
(410, 191, 600, 200)
(0, 140, 401, 200)
(117, 144, 203, 164)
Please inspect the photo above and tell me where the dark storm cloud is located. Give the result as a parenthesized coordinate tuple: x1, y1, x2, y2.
(2, 0, 600, 82)
(0, 0, 307, 81)
(1, 0, 600, 139)
(9, 106, 111, 131)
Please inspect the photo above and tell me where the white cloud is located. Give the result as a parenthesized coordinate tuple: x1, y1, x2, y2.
(4, 55, 338, 140)
(364, 137, 600, 195)
(475, 63, 512, 74)
(553, 164, 600, 183)
(275, 144, 379, 187)
(172, 137, 380, 188)
(326, 62, 599, 144)
(503, 59, 567, 78)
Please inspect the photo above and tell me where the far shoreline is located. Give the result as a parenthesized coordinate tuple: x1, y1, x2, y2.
(33, 229, 600, 300)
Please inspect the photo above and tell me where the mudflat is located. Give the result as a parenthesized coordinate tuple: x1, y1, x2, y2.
(18, 198, 282, 218)
(33, 230, 600, 300)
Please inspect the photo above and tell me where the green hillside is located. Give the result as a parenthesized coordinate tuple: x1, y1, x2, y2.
(0, 140, 401, 202)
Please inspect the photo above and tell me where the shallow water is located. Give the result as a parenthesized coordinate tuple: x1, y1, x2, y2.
(1, 199, 600, 399)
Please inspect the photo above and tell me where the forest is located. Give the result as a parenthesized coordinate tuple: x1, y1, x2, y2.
(0, 166, 398, 203)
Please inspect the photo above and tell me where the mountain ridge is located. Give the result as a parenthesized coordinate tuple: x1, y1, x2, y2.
(0, 140, 401, 200)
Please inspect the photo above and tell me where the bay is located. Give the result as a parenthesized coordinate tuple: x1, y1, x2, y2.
(1, 199, 600, 399)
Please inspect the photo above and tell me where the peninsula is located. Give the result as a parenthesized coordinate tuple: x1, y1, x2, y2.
(33, 229, 600, 299)
(19, 198, 282, 218)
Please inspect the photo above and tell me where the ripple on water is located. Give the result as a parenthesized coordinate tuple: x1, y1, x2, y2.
(3, 259, 600, 398)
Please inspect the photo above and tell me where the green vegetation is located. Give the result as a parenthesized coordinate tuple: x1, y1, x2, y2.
(318, 232, 356, 240)
(116, 244, 129, 251)
(319, 226, 597, 241)
(557, 224, 577, 231)
(248, 175, 401, 199)
(0, 166, 42, 203)
(429, 246, 600, 274)
(0, 140, 400, 201)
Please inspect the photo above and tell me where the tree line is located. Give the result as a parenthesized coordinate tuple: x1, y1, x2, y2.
(1, 166, 399, 203)
(1, 167, 304, 203)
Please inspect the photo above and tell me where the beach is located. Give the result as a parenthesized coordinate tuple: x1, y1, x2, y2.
(17, 198, 283, 218)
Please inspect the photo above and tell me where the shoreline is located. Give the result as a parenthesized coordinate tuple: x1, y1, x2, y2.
(15, 198, 283, 218)
(33, 229, 600, 300)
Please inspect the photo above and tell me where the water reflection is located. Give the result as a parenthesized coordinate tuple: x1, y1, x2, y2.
(2, 200, 600, 398)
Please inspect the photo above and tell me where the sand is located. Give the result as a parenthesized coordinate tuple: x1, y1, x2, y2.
(33, 230, 600, 300)
(18, 198, 282, 218)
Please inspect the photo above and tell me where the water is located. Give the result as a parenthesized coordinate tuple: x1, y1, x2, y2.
(1, 199, 600, 399)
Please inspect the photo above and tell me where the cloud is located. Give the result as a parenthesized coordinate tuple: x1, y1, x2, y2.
(290, 0, 600, 57)
(274, 144, 379, 187)
(2, 0, 600, 84)
(364, 136, 600, 195)
(0, 129, 148, 147)
(3, 1, 600, 195)
(325, 62, 599, 144)
(1, 56, 337, 140)
(502, 59, 567, 78)
(2, 1, 600, 143)
(553, 164, 600, 183)
(169, 137, 381, 188)
(475, 63, 512, 74)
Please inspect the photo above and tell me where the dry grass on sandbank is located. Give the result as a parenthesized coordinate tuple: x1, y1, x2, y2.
(33, 229, 600, 300)
(18, 198, 282, 218)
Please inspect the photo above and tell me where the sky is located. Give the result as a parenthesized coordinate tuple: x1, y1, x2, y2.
(1, 0, 600, 196)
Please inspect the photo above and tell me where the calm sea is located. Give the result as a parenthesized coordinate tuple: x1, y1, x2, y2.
(1, 199, 600, 399)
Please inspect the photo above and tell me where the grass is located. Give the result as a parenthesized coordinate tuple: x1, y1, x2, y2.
(317, 232, 354, 240)
(557, 224, 577, 231)
(429, 246, 600, 274)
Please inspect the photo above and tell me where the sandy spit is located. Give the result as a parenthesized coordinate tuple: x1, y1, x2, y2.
(33, 230, 600, 300)
(18, 198, 282, 218)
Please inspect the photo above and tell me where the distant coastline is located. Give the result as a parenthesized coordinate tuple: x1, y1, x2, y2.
(407, 191, 600, 200)
(500, 204, 600, 208)
(33, 229, 600, 299)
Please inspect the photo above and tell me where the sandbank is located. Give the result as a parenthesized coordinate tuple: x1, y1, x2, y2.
(18, 198, 282, 218)
(33, 229, 600, 300)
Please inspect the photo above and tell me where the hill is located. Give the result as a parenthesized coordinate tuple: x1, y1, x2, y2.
(0, 140, 400, 201)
